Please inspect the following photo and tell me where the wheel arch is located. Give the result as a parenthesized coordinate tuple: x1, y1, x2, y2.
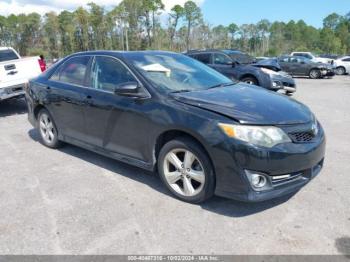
(336, 66, 346, 73)
(153, 129, 215, 172)
(239, 74, 259, 85)
(33, 104, 46, 120)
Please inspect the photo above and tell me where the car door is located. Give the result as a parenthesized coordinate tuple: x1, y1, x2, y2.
(295, 58, 312, 75)
(47, 56, 91, 141)
(278, 57, 291, 73)
(341, 57, 350, 72)
(83, 55, 152, 162)
(209, 53, 238, 79)
(288, 57, 303, 75)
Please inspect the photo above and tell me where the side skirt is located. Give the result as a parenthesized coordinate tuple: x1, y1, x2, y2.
(62, 136, 155, 172)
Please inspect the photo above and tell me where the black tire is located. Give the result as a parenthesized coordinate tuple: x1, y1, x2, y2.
(309, 69, 321, 79)
(241, 76, 258, 85)
(37, 108, 62, 148)
(157, 137, 215, 203)
(336, 66, 346, 75)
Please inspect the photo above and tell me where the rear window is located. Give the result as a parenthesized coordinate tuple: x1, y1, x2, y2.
(0, 49, 19, 62)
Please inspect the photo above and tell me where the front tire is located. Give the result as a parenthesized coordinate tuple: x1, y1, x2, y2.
(309, 69, 321, 79)
(158, 137, 215, 203)
(241, 76, 258, 85)
(336, 66, 346, 75)
(38, 108, 62, 148)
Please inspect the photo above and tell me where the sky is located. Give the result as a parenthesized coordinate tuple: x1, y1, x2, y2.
(0, 0, 349, 28)
(201, 0, 350, 28)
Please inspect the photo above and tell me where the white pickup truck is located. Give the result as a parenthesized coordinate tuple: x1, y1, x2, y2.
(0, 47, 44, 101)
(290, 52, 332, 64)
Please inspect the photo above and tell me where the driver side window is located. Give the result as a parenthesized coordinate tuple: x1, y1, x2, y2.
(90, 56, 136, 92)
(213, 53, 232, 65)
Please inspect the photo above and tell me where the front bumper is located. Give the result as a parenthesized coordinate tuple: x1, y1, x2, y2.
(211, 124, 325, 202)
(321, 68, 335, 77)
(270, 74, 296, 93)
(0, 85, 25, 101)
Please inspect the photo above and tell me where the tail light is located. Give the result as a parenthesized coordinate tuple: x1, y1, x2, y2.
(38, 59, 46, 72)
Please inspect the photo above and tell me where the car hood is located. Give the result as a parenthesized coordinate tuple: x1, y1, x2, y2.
(252, 59, 282, 71)
(171, 84, 312, 125)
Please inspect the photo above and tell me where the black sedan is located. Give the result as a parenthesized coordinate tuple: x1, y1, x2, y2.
(277, 56, 335, 79)
(25, 51, 325, 203)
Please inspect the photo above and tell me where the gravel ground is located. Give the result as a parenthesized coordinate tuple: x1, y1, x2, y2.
(0, 76, 349, 255)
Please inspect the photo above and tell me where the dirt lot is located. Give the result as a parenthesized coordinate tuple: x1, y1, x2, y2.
(0, 76, 349, 255)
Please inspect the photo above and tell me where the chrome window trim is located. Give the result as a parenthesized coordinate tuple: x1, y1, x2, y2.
(49, 54, 151, 98)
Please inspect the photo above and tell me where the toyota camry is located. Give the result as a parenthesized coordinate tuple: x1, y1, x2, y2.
(25, 51, 326, 203)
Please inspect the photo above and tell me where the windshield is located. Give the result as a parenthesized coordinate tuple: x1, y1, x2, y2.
(126, 52, 235, 93)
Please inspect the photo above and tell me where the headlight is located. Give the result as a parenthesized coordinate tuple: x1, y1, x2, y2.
(218, 123, 291, 148)
(261, 67, 279, 76)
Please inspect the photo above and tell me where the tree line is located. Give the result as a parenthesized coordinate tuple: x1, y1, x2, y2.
(0, 0, 349, 59)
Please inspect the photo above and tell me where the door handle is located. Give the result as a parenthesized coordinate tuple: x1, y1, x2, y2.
(46, 86, 51, 90)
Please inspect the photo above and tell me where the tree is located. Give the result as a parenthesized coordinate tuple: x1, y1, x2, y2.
(183, 0, 202, 51)
(141, 0, 164, 47)
(227, 23, 238, 48)
(169, 4, 184, 49)
(323, 13, 343, 30)
(58, 11, 74, 56)
(73, 7, 90, 51)
(43, 12, 60, 58)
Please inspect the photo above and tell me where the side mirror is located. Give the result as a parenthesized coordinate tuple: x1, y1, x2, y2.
(114, 82, 141, 97)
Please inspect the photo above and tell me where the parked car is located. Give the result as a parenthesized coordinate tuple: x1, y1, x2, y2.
(319, 54, 339, 60)
(26, 51, 325, 203)
(186, 49, 296, 95)
(277, 56, 335, 79)
(0, 47, 45, 101)
(290, 52, 332, 64)
(333, 56, 350, 75)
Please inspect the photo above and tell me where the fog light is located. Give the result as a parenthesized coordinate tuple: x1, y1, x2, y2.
(251, 174, 267, 188)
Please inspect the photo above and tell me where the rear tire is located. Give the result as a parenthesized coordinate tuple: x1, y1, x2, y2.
(336, 66, 346, 75)
(309, 69, 321, 79)
(158, 137, 215, 203)
(241, 76, 258, 85)
(37, 108, 62, 148)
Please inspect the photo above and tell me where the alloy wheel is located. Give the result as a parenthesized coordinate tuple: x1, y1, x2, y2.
(163, 149, 205, 197)
(336, 67, 345, 75)
(310, 69, 320, 79)
(39, 113, 56, 144)
(244, 79, 255, 85)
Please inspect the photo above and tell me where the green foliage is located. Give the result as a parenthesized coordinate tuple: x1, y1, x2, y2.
(0, 1, 349, 58)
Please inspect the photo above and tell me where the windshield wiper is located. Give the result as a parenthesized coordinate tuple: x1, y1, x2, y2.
(170, 89, 192, 94)
(207, 82, 235, 90)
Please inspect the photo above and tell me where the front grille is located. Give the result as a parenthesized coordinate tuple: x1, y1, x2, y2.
(289, 131, 315, 143)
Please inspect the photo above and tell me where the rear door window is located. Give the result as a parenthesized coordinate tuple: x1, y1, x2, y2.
(50, 56, 91, 86)
(0, 49, 19, 62)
